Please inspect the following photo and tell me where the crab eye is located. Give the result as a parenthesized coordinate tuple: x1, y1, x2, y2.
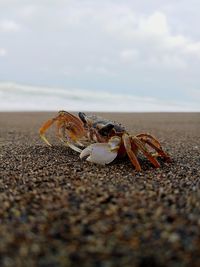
(78, 112, 87, 123)
(98, 123, 114, 136)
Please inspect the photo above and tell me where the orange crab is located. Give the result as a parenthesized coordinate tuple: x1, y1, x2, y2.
(39, 111, 171, 171)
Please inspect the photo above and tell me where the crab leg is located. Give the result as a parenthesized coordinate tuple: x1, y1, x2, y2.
(65, 142, 82, 153)
(40, 111, 85, 147)
(122, 134, 142, 171)
(39, 117, 58, 146)
(56, 124, 83, 153)
(62, 112, 85, 134)
(138, 137, 171, 162)
(131, 136, 161, 168)
(58, 138, 82, 153)
(136, 133, 162, 148)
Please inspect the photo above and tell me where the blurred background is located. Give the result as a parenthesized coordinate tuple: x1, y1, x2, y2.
(0, 0, 200, 111)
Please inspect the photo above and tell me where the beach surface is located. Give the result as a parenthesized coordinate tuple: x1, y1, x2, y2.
(0, 112, 200, 267)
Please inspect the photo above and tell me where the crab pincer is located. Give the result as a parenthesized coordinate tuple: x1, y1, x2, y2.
(80, 137, 121, 165)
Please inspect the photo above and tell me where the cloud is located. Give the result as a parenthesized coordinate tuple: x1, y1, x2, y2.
(139, 12, 169, 35)
(84, 65, 116, 76)
(102, 10, 200, 68)
(19, 5, 36, 18)
(0, 1, 200, 109)
(0, 19, 21, 32)
(0, 48, 7, 56)
(0, 82, 199, 111)
(120, 49, 139, 64)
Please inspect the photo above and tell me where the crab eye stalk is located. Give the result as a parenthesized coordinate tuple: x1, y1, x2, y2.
(98, 123, 114, 136)
(78, 112, 87, 124)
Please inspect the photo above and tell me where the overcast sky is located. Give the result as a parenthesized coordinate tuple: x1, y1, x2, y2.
(0, 0, 200, 110)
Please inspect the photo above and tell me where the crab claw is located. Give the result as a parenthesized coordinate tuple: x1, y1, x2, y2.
(80, 137, 121, 165)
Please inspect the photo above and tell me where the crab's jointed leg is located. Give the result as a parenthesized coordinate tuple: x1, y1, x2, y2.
(39, 112, 85, 149)
(122, 133, 142, 171)
(39, 117, 58, 146)
(56, 122, 83, 153)
(131, 136, 161, 168)
(136, 133, 162, 147)
(137, 133, 171, 162)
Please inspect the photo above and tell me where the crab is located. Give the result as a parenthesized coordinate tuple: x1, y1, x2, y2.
(39, 111, 171, 171)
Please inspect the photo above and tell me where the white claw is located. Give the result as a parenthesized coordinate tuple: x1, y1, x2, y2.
(80, 137, 121, 165)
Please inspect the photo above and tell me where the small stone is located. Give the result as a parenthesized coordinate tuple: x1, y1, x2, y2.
(168, 233, 180, 243)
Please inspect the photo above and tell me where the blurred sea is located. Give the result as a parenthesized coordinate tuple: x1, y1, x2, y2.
(0, 82, 197, 112)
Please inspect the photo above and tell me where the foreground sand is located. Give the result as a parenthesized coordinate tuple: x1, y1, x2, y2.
(0, 112, 200, 267)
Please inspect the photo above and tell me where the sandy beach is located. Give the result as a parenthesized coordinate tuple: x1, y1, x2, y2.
(0, 112, 200, 267)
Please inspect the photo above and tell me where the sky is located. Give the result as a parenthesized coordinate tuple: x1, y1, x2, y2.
(0, 0, 200, 111)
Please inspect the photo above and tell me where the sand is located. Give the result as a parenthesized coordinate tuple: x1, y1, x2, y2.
(0, 112, 200, 267)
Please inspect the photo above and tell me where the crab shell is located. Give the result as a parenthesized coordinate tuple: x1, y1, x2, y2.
(78, 112, 127, 165)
